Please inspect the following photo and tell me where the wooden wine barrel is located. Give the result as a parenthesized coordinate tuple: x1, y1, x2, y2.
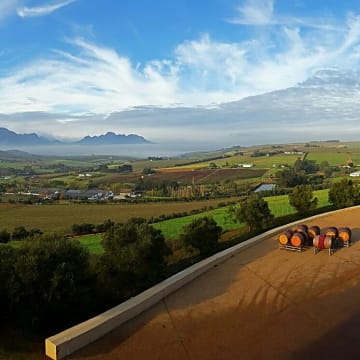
(313, 235, 333, 249)
(278, 229, 293, 245)
(290, 231, 306, 247)
(325, 227, 338, 239)
(338, 227, 351, 242)
(308, 225, 320, 239)
(295, 224, 308, 234)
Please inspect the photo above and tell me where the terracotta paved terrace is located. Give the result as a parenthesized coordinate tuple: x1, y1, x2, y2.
(70, 207, 360, 360)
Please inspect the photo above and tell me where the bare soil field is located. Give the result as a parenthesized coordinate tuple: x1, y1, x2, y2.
(0, 198, 233, 233)
(69, 206, 360, 360)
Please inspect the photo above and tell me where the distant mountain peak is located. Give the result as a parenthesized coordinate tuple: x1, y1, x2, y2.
(0, 127, 151, 146)
(0, 127, 55, 145)
(77, 132, 151, 145)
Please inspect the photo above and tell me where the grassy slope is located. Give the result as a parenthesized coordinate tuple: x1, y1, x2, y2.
(153, 189, 329, 239)
(168, 153, 301, 170)
(70, 189, 329, 254)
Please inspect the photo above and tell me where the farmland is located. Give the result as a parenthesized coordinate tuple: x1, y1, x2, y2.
(153, 189, 329, 239)
(0, 140, 359, 360)
(0, 140, 358, 236)
(0, 198, 237, 233)
(70, 189, 329, 254)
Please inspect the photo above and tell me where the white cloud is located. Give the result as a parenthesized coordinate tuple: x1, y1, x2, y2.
(0, 38, 180, 114)
(228, 0, 342, 31)
(17, 0, 77, 18)
(0, 6, 360, 124)
(231, 0, 274, 25)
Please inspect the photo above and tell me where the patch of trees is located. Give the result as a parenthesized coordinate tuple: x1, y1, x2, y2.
(294, 159, 319, 174)
(135, 179, 180, 195)
(276, 159, 332, 188)
(276, 169, 308, 187)
(97, 164, 133, 173)
(0, 235, 93, 332)
(328, 179, 359, 209)
(0, 213, 228, 335)
(142, 167, 156, 175)
(0, 226, 42, 243)
(251, 151, 268, 157)
(250, 150, 282, 157)
(71, 219, 114, 235)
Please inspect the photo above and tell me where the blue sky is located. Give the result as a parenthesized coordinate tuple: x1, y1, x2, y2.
(1, 0, 360, 144)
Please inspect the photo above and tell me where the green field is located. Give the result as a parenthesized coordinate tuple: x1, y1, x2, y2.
(153, 189, 329, 239)
(170, 153, 302, 170)
(68, 189, 329, 253)
(306, 152, 349, 166)
(76, 234, 104, 254)
(5, 190, 329, 255)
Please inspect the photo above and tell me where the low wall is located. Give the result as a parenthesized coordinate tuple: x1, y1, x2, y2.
(45, 206, 360, 359)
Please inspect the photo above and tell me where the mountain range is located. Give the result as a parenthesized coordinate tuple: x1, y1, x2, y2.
(0, 128, 151, 146)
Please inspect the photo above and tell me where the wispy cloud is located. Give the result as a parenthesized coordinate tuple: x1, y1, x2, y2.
(17, 0, 77, 18)
(0, 4, 360, 123)
(230, 0, 274, 26)
(228, 0, 342, 31)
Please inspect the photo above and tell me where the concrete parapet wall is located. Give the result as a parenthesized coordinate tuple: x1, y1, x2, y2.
(45, 205, 360, 359)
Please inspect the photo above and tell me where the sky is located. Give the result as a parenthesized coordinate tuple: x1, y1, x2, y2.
(1, 0, 360, 148)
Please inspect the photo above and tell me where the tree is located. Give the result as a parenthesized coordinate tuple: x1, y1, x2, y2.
(319, 161, 332, 178)
(276, 169, 307, 187)
(72, 223, 95, 235)
(181, 216, 222, 256)
(328, 179, 359, 209)
(233, 194, 274, 231)
(142, 167, 156, 175)
(10, 234, 93, 331)
(289, 185, 318, 215)
(12, 226, 29, 240)
(118, 164, 133, 173)
(101, 218, 171, 298)
(0, 229, 10, 243)
(0, 245, 17, 320)
(294, 159, 318, 174)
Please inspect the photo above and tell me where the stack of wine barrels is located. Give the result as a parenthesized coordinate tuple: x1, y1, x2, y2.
(278, 224, 352, 252)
